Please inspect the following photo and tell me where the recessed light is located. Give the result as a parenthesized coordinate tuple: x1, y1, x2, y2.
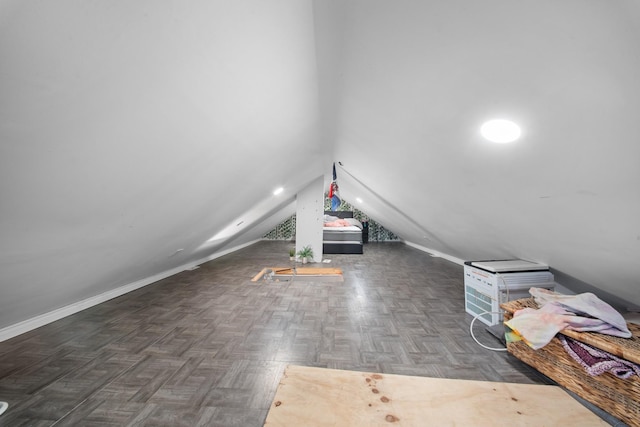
(273, 187, 284, 195)
(356, 198, 363, 203)
(480, 119, 521, 143)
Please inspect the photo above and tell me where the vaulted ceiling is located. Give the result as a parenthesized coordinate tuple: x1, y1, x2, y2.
(1, 1, 639, 334)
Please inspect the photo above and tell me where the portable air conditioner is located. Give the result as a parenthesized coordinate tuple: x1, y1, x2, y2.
(464, 260, 555, 326)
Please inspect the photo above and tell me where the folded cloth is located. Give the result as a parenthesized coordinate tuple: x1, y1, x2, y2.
(530, 288, 631, 336)
(504, 289, 632, 349)
(559, 335, 640, 379)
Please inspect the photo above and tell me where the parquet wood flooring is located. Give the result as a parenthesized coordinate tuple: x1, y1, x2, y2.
(0, 242, 551, 426)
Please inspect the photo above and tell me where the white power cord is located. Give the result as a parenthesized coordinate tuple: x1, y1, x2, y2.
(469, 310, 508, 352)
(498, 273, 510, 304)
(469, 273, 511, 352)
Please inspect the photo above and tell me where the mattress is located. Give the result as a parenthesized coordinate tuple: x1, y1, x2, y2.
(323, 226, 362, 242)
(323, 242, 363, 254)
(322, 226, 362, 243)
(322, 211, 363, 254)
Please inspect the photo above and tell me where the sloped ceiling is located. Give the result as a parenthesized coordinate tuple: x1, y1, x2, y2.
(0, 1, 639, 332)
(321, 0, 640, 308)
(0, 0, 323, 330)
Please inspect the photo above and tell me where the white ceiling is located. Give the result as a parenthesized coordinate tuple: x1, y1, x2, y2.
(1, 0, 639, 332)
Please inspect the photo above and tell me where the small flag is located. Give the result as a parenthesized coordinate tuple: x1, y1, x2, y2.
(328, 162, 341, 211)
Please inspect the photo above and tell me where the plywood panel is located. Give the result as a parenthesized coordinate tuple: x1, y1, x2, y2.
(264, 365, 608, 427)
(274, 267, 342, 275)
(252, 267, 343, 282)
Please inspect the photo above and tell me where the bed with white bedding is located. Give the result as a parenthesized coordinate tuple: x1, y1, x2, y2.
(322, 211, 363, 254)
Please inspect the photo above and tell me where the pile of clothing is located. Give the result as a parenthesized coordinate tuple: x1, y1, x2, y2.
(505, 288, 639, 379)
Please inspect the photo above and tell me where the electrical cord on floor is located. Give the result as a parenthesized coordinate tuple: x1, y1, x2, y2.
(469, 310, 508, 352)
(468, 272, 510, 351)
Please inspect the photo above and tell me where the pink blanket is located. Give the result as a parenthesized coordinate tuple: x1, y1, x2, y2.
(324, 219, 352, 227)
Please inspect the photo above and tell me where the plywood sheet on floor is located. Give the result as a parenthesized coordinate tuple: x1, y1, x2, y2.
(252, 267, 343, 282)
(264, 365, 608, 427)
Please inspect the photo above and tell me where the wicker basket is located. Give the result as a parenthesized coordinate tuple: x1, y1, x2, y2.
(502, 298, 640, 427)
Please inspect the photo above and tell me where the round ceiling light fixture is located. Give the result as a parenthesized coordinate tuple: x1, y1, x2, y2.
(480, 119, 521, 143)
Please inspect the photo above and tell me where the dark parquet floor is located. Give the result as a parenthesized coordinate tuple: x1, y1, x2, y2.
(0, 241, 552, 426)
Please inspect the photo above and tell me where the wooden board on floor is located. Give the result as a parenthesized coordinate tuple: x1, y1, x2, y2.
(264, 365, 609, 427)
(252, 267, 342, 282)
(275, 267, 342, 275)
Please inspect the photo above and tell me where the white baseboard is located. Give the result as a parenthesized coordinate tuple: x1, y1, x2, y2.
(0, 239, 260, 343)
(403, 241, 465, 266)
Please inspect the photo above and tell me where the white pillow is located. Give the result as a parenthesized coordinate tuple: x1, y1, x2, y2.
(344, 218, 363, 229)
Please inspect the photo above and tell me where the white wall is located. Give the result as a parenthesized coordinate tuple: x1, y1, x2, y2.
(1, 0, 639, 338)
(295, 176, 325, 263)
(0, 0, 325, 331)
(321, 0, 640, 308)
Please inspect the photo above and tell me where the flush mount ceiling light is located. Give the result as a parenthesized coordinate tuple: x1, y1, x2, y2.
(480, 119, 521, 143)
(273, 187, 284, 196)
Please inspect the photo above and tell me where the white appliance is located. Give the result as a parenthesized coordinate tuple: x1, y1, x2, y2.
(464, 260, 555, 326)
